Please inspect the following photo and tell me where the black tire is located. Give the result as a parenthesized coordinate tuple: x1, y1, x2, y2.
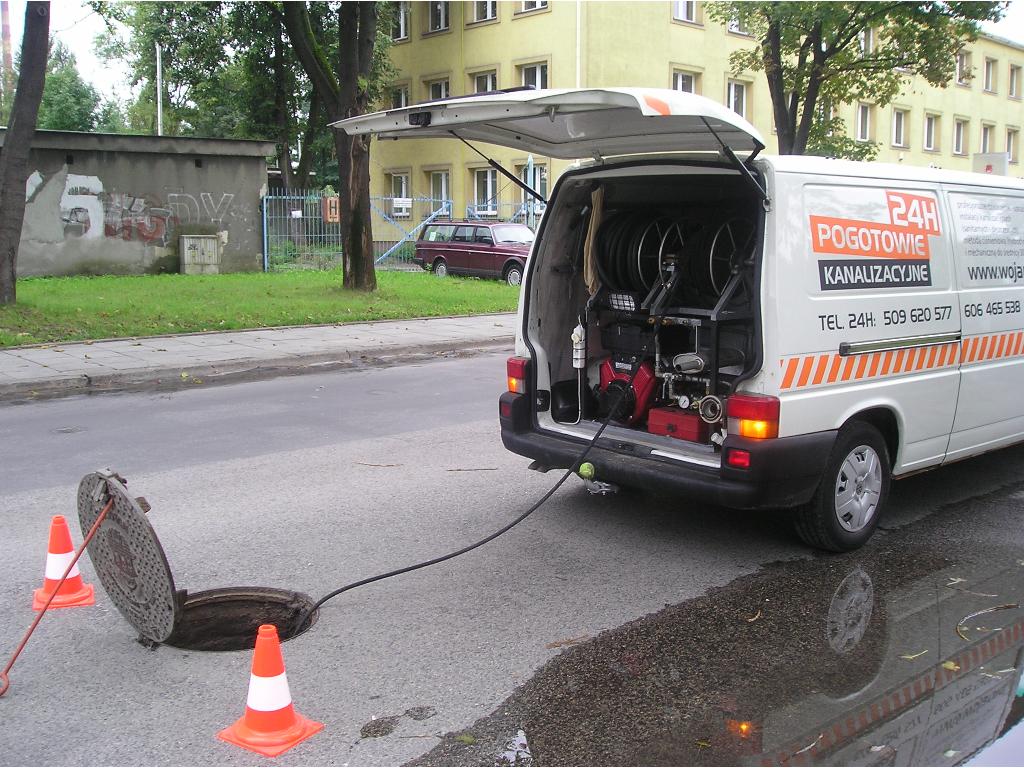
(794, 421, 891, 552)
(504, 263, 523, 287)
(433, 257, 448, 277)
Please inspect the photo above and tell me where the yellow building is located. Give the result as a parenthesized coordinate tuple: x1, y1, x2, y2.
(372, 0, 1024, 224)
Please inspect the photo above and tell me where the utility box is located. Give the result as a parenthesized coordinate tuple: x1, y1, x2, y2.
(180, 235, 221, 275)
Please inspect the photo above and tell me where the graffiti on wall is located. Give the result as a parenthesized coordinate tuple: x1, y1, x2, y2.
(37, 171, 235, 247)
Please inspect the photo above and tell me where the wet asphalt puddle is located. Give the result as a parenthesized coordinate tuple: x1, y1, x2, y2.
(407, 485, 1024, 766)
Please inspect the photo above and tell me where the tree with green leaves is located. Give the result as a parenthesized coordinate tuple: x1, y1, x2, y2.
(37, 41, 100, 131)
(0, 1, 49, 305)
(706, 2, 1004, 158)
(282, 1, 393, 291)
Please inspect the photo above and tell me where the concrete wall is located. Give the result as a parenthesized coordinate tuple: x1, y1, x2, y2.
(3, 131, 276, 276)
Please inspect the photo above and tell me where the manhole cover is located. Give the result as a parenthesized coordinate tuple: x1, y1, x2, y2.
(78, 470, 317, 650)
(78, 471, 177, 643)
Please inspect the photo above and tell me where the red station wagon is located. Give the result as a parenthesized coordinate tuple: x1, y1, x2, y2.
(414, 221, 534, 286)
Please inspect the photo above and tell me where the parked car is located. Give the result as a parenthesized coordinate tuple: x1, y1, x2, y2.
(414, 221, 534, 286)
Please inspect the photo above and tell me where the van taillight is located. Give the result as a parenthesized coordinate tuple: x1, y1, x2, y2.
(727, 393, 780, 439)
(507, 356, 530, 394)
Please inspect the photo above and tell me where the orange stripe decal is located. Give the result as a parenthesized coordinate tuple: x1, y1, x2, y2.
(841, 356, 857, 381)
(797, 356, 816, 387)
(812, 354, 829, 385)
(855, 354, 870, 379)
(926, 346, 938, 369)
(936, 345, 948, 367)
(979, 336, 990, 360)
(642, 94, 671, 115)
(781, 358, 799, 389)
(868, 353, 881, 378)
(827, 355, 843, 383)
(893, 349, 906, 373)
(881, 351, 894, 375)
(916, 347, 928, 370)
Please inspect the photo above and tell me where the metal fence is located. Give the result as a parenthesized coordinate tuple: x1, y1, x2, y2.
(262, 190, 543, 272)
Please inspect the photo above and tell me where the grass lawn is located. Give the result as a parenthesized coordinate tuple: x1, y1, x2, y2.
(0, 270, 520, 347)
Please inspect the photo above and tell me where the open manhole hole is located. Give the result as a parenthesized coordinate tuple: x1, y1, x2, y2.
(77, 471, 317, 652)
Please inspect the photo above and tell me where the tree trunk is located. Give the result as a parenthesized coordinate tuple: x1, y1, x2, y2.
(336, 129, 376, 291)
(273, 20, 293, 190)
(0, 1, 49, 305)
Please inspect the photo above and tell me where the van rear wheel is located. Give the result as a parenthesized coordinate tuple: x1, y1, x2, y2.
(433, 258, 448, 277)
(794, 422, 890, 552)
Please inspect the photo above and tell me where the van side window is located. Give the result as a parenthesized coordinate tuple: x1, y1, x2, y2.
(475, 227, 494, 245)
(424, 225, 454, 242)
(452, 226, 476, 242)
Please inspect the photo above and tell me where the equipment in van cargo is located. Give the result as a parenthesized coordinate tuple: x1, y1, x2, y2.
(337, 87, 1024, 554)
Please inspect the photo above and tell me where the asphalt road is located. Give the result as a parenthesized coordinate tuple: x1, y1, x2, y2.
(1, 352, 1023, 766)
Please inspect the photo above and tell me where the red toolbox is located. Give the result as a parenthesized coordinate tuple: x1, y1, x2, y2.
(647, 406, 709, 442)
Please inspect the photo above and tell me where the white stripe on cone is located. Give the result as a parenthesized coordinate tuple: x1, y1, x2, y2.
(44, 551, 80, 580)
(246, 672, 293, 712)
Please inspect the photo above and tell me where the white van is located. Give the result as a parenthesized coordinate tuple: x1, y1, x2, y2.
(338, 88, 1024, 551)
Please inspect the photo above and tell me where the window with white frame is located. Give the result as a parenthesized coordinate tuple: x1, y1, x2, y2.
(924, 114, 939, 151)
(519, 164, 548, 201)
(428, 1, 449, 32)
(430, 171, 450, 209)
(981, 123, 994, 153)
(856, 103, 872, 141)
(392, 1, 410, 40)
(520, 0, 548, 11)
(473, 1, 497, 22)
(474, 168, 498, 216)
(954, 119, 967, 155)
(389, 173, 410, 217)
(858, 28, 874, 56)
(673, 70, 697, 93)
(428, 78, 450, 100)
(520, 62, 548, 89)
(391, 85, 409, 109)
(727, 80, 746, 117)
(956, 51, 971, 85)
(1008, 129, 1019, 163)
(673, 0, 697, 23)
(1010, 65, 1021, 98)
(727, 16, 749, 34)
(892, 108, 908, 147)
(474, 71, 497, 93)
(984, 58, 997, 91)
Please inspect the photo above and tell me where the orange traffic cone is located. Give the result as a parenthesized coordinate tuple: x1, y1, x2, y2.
(218, 624, 323, 757)
(32, 515, 95, 610)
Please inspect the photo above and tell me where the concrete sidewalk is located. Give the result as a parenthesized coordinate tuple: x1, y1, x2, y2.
(0, 312, 518, 401)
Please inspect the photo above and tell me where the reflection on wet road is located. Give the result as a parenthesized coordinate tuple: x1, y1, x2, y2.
(412, 484, 1024, 767)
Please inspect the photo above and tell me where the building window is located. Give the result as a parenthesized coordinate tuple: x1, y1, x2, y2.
(473, 1, 497, 22)
(519, 163, 548, 200)
(727, 16, 749, 34)
(892, 108, 908, 147)
(520, 0, 548, 11)
(924, 114, 939, 151)
(856, 103, 872, 141)
(520, 62, 548, 89)
(954, 119, 967, 155)
(858, 28, 874, 56)
(673, 1, 697, 23)
(474, 168, 498, 216)
(1010, 65, 1021, 98)
(956, 51, 971, 85)
(727, 80, 746, 117)
(673, 70, 697, 93)
(389, 173, 410, 218)
(428, 1, 449, 32)
(430, 170, 450, 206)
(1008, 129, 1019, 163)
(984, 58, 997, 92)
(391, 85, 409, 109)
(428, 78, 450, 101)
(392, 1, 410, 40)
(981, 123, 994, 153)
(474, 71, 497, 93)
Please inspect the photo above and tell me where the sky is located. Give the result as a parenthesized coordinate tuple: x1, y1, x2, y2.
(3, 0, 1024, 103)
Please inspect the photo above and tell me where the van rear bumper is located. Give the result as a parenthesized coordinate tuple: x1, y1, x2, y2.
(499, 393, 836, 509)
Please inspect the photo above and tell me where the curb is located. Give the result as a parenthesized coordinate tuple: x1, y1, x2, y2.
(0, 338, 514, 403)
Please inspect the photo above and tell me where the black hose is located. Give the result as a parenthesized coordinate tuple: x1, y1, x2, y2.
(301, 321, 660, 627)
